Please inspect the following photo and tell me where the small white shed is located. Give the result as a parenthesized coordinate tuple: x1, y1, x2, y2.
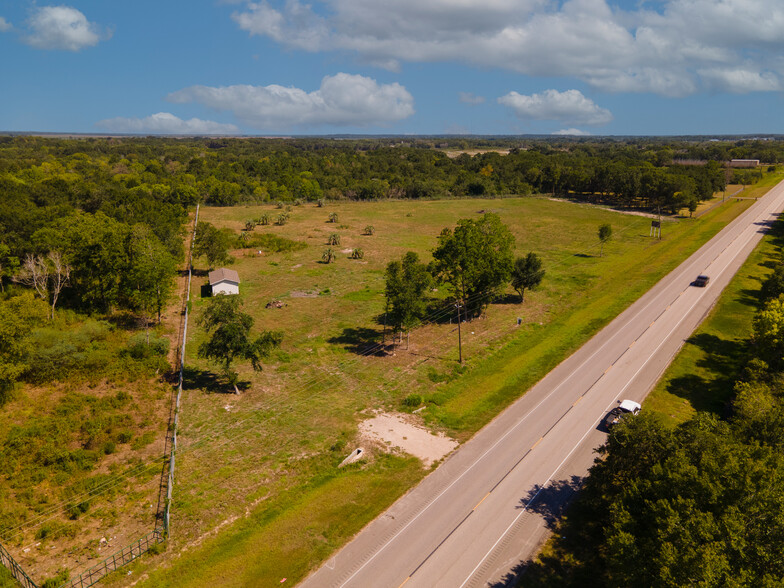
(209, 268, 240, 296)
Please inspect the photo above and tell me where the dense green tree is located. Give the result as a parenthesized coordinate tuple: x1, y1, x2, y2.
(761, 263, 784, 301)
(511, 252, 545, 303)
(432, 213, 515, 316)
(197, 296, 282, 393)
(385, 252, 433, 337)
(193, 222, 231, 268)
(0, 293, 47, 403)
(752, 296, 784, 368)
(0, 243, 18, 293)
(125, 224, 176, 325)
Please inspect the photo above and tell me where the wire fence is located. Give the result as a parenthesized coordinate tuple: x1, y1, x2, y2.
(57, 204, 200, 588)
(60, 529, 164, 588)
(0, 541, 37, 588)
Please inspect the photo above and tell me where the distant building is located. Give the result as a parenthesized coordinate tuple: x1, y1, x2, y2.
(208, 268, 240, 296)
(729, 159, 760, 168)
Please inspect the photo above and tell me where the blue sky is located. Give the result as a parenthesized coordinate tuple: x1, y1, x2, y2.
(0, 0, 781, 136)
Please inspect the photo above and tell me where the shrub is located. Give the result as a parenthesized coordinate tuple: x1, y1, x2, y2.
(403, 394, 423, 407)
(363, 225, 375, 235)
(328, 212, 339, 223)
(126, 332, 169, 359)
(327, 233, 341, 245)
(350, 248, 364, 259)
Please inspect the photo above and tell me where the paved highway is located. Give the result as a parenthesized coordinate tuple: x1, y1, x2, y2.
(300, 179, 784, 588)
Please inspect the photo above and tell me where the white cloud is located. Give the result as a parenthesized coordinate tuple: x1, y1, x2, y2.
(24, 6, 109, 51)
(229, 0, 784, 96)
(499, 89, 613, 126)
(458, 92, 485, 105)
(552, 128, 591, 136)
(95, 113, 240, 135)
(167, 73, 415, 129)
(0, 17, 12, 32)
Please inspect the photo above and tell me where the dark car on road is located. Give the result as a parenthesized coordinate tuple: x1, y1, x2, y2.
(602, 399, 641, 430)
(694, 275, 710, 287)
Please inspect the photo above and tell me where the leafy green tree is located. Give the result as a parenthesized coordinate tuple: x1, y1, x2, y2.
(511, 252, 545, 303)
(598, 223, 612, 257)
(125, 224, 176, 325)
(432, 213, 515, 316)
(761, 263, 784, 301)
(197, 296, 282, 394)
(193, 222, 231, 268)
(0, 293, 47, 403)
(385, 252, 433, 336)
(34, 212, 128, 312)
(753, 296, 784, 368)
(0, 243, 18, 293)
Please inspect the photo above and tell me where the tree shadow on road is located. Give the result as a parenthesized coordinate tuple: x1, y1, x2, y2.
(487, 475, 587, 588)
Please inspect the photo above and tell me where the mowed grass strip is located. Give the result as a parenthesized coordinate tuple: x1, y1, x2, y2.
(124, 183, 778, 587)
(125, 455, 422, 588)
(647, 211, 784, 422)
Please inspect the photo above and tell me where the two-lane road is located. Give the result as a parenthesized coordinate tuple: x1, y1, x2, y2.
(301, 179, 784, 588)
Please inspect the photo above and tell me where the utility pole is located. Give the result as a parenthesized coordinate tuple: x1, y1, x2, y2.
(456, 299, 463, 364)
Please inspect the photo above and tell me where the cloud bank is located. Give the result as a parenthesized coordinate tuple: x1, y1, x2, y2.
(230, 0, 784, 96)
(167, 73, 415, 129)
(24, 6, 109, 51)
(499, 89, 612, 126)
(96, 113, 240, 135)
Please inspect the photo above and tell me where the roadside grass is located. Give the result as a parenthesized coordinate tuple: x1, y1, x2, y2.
(127, 454, 422, 587)
(646, 205, 784, 423)
(121, 184, 776, 587)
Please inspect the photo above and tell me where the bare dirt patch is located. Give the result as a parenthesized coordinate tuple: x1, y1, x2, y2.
(359, 412, 458, 466)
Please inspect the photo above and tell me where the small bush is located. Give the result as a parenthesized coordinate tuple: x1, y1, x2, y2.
(66, 500, 90, 520)
(102, 441, 116, 455)
(328, 212, 339, 223)
(363, 225, 375, 235)
(327, 233, 341, 245)
(147, 541, 165, 556)
(403, 394, 423, 407)
(350, 248, 364, 259)
(41, 568, 70, 588)
(117, 431, 133, 444)
(126, 332, 169, 359)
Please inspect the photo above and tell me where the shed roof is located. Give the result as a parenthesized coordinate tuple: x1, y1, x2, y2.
(208, 268, 240, 285)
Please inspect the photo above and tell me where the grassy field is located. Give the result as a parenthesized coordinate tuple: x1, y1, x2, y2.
(105, 182, 781, 587)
